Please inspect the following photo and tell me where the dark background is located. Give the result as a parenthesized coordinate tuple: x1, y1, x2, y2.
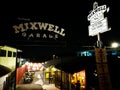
(0, 0, 118, 59)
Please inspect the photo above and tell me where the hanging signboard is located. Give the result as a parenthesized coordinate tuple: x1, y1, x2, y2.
(87, 2, 110, 36)
(87, 3, 107, 23)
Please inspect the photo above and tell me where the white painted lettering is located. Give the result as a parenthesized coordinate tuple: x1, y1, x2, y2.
(30, 22, 38, 30)
(48, 24, 54, 31)
(54, 26, 60, 34)
(24, 23, 29, 30)
(13, 22, 66, 38)
(38, 22, 48, 30)
(13, 24, 25, 33)
(43, 34, 47, 38)
(59, 28, 65, 36)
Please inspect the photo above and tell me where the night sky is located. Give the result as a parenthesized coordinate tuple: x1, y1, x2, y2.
(0, 0, 118, 59)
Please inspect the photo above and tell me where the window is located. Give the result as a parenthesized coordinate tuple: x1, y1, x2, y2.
(0, 49, 6, 57)
(8, 51, 12, 57)
(13, 52, 16, 57)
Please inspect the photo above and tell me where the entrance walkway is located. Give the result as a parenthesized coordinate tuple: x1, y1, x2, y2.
(42, 84, 59, 90)
(33, 71, 60, 90)
(16, 84, 43, 90)
(16, 71, 60, 90)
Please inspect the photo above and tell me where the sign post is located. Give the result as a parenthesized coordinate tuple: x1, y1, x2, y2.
(87, 2, 113, 90)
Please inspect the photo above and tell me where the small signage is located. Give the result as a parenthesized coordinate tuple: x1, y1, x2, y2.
(88, 18, 108, 36)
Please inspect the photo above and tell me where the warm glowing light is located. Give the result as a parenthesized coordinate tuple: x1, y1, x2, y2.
(46, 68, 49, 71)
(111, 42, 119, 48)
(52, 67, 57, 71)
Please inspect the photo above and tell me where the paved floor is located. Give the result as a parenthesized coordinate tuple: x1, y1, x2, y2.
(16, 84, 43, 90)
(16, 71, 60, 90)
(43, 84, 60, 90)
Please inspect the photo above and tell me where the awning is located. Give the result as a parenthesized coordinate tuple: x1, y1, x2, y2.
(43, 56, 95, 73)
(0, 65, 12, 77)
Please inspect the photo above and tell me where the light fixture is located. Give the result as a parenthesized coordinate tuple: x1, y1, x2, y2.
(111, 42, 119, 48)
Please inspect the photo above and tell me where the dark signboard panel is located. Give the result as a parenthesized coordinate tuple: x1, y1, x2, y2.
(3, 16, 68, 59)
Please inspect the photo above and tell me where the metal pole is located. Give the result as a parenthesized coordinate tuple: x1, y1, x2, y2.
(97, 33, 102, 48)
(60, 58, 62, 90)
(14, 48, 18, 90)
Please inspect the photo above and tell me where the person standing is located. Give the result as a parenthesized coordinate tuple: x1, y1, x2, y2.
(76, 80, 81, 90)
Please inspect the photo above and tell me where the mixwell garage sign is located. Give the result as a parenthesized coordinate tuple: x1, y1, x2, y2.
(12, 19, 65, 41)
(11, 17, 67, 60)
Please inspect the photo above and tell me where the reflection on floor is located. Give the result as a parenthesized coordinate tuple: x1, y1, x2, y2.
(16, 71, 60, 90)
